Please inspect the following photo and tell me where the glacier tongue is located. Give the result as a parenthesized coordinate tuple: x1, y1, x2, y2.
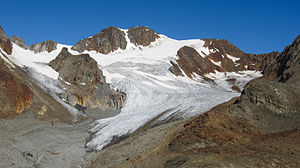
(86, 61, 261, 151)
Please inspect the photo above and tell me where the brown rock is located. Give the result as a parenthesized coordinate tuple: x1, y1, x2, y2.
(71, 26, 127, 54)
(175, 46, 216, 78)
(29, 40, 58, 53)
(0, 26, 12, 55)
(49, 48, 125, 116)
(10, 35, 28, 49)
(49, 47, 105, 88)
(0, 57, 33, 119)
(127, 26, 159, 46)
(202, 39, 245, 60)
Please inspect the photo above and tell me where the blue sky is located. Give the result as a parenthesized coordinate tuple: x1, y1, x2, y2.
(1, 0, 299, 53)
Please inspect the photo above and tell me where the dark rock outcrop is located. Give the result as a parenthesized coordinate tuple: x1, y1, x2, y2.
(127, 26, 159, 46)
(10, 35, 28, 49)
(49, 47, 105, 89)
(173, 46, 216, 78)
(72, 26, 127, 54)
(49, 48, 125, 117)
(0, 26, 12, 55)
(168, 61, 184, 76)
(29, 40, 58, 53)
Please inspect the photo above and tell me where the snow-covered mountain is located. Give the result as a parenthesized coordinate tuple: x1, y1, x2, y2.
(4, 26, 262, 151)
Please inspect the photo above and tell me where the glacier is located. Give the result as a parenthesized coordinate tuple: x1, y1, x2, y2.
(6, 32, 262, 151)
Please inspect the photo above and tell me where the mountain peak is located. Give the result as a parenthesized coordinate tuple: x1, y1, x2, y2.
(71, 26, 127, 54)
(127, 26, 159, 46)
(71, 26, 159, 54)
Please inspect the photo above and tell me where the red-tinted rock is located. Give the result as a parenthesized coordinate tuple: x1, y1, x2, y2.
(0, 58, 33, 119)
(176, 46, 216, 78)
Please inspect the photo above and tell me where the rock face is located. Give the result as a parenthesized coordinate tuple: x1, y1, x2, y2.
(277, 35, 300, 83)
(0, 58, 33, 119)
(29, 40, 58, 53)
(173, 46, 216, 78)
(49, 48, 125, 117)
(0, 26, 12, 55)
(127, 26, 159, 46)
(10, 35, 28, 49)
(72, 26, 127, 54)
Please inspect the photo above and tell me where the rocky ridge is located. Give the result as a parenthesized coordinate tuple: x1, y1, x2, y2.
(9, 34, 58, 53)
(29, 40, 58, 53)
(71, 26, 159, 54)
(169, 38, 284, 80)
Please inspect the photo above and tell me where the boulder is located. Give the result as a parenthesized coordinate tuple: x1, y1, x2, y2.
(235, 78, 300, 132)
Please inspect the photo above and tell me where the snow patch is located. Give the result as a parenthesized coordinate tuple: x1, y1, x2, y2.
(227, 54, 240, 62)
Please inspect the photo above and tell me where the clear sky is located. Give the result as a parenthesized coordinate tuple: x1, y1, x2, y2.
(1, 0, 299, 53)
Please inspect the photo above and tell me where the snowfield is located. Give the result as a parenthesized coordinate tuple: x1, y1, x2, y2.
(7, 31, 262, 151)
